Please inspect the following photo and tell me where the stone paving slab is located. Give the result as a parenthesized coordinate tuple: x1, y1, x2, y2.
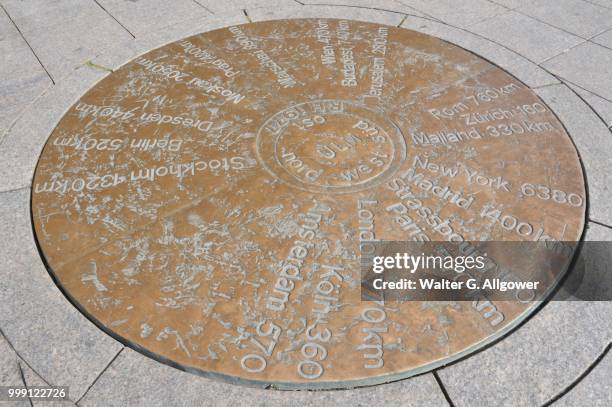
(0, 76, 49, 135)
(299, 0, 428, 17)
(0, 0, 104, 34)
(0, 188, 123, 402)
(400, 15, 560, 88)
(469, 10, 584, 64)
(0, 73, 50, 129)
(0, 333, 28, 407)
(556, 346, 612, 406)
(20, 362, 76, 407)
(79, 348, 448, 407)
(565, 82, 612, 127)
(246, 4, 405, 25)
(437, 222, 612, 406)
(0, 332, 75, 406)
(515, 0, 612, 38)
(591, 29, 612, 48)
(0, 43, 50, 120)
(1, 0, 133, 81)
(586, 0, 612, 9)
(20, 16, 132, 81)
(588, 0, 612, 9)
(0, 8, 25, 62)
(486, 0, 530, 9)
(0, 64, 107, 193)
(395, 0, 508, 27)
(543, 41, 612, 101)
(535, 84, 612, 226)
(0, 8, 52, 138)
(195, 0, 299, 15)
(0, 46, 49, 96)
(95, 0, 212, 38)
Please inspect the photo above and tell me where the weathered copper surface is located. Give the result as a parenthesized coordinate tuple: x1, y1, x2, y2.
(31, 19, 586, 389)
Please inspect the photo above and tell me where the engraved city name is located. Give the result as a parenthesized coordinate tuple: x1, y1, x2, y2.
(135, 56, 246, 104)
(178, 40, 241, 78)
(228, 26, 298, 88)
(369, 26, 388, 98)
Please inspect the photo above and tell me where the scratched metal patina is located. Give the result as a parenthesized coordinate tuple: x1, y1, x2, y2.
(31, 19, 586, 389)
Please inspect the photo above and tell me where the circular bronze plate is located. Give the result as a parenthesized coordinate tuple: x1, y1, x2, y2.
(31, 19, 586, 389)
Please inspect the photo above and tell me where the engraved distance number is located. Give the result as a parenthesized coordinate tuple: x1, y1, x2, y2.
(297, 319, 331, 380)
(240, 321, 281, 373)
(466, 83, 520, 106)
(521, 183, 583, 207)
(485, 120, 554, 137)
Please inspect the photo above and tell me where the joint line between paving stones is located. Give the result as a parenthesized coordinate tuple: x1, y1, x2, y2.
(484, 0, 514, 11)
(0, 48, 94, 148)
(512, 7, 600, 41)
(543, 342, 612, 406)
(17, 361, 34, 407)
(394, 0, 444, 23)
(540, 28, 612, 66)
(590, 219, 612, 230)
(463, 2, 516, 29)
(587, 27, 612, 50)
(545, 72, 612, 134)
(0, 3, 55, 85)
(0, 186, 29, 195)
(92, 0, 135, 39)
(0, 328, 53, 391)
(537, 39, 589, 66)
(587, 41, 612, 59)
(464, 11, 507, 29)
(532, 82, 562, 90)
(583, 0, 612, 10)
(585, 27, 612, 43)
(304, 3, 416, 17)
(304, 2, 445, 23)
(433, 371, 456, 407)
(76, 347, 124, 404)
(529, 74, 595, 235)
(191, 0, 214, 14)
(243, 9, 252, 23)
(293, 0, 305, 5)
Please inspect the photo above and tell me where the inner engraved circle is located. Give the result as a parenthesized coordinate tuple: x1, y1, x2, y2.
(256, 100, 407, 193)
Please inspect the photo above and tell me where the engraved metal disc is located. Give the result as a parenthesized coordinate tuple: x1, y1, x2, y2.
(31, 19, 586, 389)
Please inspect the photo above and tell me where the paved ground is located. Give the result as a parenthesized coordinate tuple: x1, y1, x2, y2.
(0, 0, 611, 406)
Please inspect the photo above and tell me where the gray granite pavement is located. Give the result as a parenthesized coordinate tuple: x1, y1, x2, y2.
(0, 1, 611, 405)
